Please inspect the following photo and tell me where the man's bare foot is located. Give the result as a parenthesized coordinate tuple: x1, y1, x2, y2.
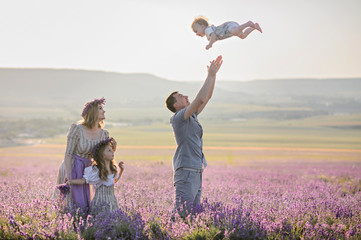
(255, 23, 263, 33)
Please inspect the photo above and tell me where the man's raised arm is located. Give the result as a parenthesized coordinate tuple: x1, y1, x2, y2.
(184, 56, 223, 119)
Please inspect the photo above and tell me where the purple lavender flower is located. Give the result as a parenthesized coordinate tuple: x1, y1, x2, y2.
(56, 183, 70, 198)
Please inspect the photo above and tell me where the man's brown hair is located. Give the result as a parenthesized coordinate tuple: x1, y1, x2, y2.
(165, 91, 178, 113)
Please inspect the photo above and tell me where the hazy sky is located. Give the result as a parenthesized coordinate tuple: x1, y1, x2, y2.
(1, 0, 360, 81)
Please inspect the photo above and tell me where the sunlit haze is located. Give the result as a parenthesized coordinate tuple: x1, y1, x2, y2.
(1, 0, 360, 81)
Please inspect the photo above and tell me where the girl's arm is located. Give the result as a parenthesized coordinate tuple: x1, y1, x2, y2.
(68, 178, 86, 185)
(206, 33, 217, 50)
(114, 162, 125, 184)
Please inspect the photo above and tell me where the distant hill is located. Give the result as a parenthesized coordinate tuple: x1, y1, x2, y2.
(0, 68, 182, 107)
(216, 78, 361, 98)
(1, 68, 361, 118)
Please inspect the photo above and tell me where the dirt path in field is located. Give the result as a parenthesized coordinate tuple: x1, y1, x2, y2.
(1, 144, 360, 169)
(119, 145, 361, 153)
(208, 146, 361, 153)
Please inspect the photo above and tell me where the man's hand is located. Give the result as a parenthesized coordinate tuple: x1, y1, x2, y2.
(207, 55, 223, 76)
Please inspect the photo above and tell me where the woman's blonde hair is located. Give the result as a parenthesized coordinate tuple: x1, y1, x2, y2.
(79, 98, 105, 128)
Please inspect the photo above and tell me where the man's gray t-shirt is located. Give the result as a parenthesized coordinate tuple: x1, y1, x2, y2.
(170, 107, 207, 171)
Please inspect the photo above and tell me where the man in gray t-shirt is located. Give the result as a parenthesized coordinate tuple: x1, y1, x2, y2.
(165, 56, 223, 221)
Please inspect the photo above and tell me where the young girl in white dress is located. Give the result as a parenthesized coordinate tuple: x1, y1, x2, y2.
(67, 137, 124, 215)
(191, 16, 262, 50)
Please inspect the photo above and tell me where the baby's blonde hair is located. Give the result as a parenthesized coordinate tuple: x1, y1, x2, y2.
(191, 16, 209, 29)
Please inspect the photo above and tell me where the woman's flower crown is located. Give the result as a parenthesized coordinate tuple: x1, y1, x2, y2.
(92, 137, 114, 158)
(81, 97, 106, 117)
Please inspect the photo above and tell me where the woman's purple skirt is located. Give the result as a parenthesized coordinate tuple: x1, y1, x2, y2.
(71, 154, 92, 215)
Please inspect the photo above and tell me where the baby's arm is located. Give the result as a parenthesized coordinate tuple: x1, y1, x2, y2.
(68, 178, 86, 185)
(206, 33, 217, 50)
(114, 161, 125, 184)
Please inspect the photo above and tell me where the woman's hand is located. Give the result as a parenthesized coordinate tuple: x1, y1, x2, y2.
(111, 138, 117, 151)
(65, 174, 71, 183)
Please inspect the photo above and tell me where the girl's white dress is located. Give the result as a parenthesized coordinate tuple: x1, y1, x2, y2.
(83, 165, 120, 215)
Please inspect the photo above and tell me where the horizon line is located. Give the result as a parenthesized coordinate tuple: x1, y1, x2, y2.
(1, 67, 361, 82)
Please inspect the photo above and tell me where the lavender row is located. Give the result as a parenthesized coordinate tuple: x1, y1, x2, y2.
(0, 161, 360, 239)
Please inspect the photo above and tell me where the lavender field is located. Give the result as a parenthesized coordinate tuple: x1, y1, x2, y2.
(1, 144, 361, 239)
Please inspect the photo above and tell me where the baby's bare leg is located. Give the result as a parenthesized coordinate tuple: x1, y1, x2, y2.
(231, 21, 262, 39)
(254, 23, 262, 33)
(239, 21, 255, 30)
(237, 27, 256, 39)
(231, 21, 254, 37)
(231, 21, 262, 37)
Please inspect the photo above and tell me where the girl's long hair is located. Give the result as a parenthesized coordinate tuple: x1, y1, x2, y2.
(92, 142, 117, 181)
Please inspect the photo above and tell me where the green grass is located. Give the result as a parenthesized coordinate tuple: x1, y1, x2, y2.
(45, 114, 361, 150)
